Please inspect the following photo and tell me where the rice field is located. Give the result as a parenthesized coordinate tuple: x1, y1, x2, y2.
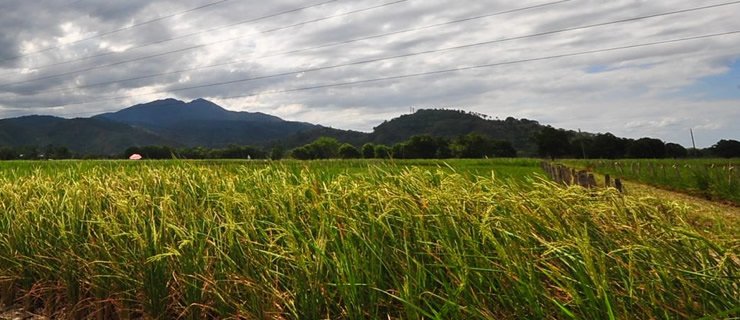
(0, 160, 737, 319)
(565, 159, 740, 205)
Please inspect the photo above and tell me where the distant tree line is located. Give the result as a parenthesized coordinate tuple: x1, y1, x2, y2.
(0, 145, 73, 160)
(123, 145, 275, 160)
(1, 133, 737, 161)
(535, 127, 740, 159)
(290, 134, 517, 160)
(118, 135, 738, 161)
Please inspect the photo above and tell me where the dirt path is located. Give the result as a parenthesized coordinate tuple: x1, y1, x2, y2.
(617, 178, 740, 234)
(623, 179, 739, 212)
(552, 162, 739, 220)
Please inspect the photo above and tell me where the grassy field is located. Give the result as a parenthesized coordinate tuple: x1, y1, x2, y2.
(0, 159, 737, 319)
(564, 159, 739, 205)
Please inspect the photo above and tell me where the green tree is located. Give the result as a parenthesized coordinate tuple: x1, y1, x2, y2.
(665, 143, 688, 158)
(179, 147, 210, 159)
(590, 133, 628, 159)
(535, 127, 572, 160)
(0, 147, 17, 160)
(309, 137, 341, 159)
(491, 140, 517, 158)
(124, 146, 142, 158)
(391, 143, 406, 159)
(270, 145, 285, 160)
(290, 137, 341, 160)
(710, 139, 740, 158)
(43, 145, 72, 159)
(339, 144, 361, 159)
(451, 134, 516, 158)
(291, 146, 313, 160)
(627, 138, 666, 159)
(435, 139, 453, 159)
(215, 145, 265, 159)
(374, 145, 392, 159)
(361, 143, 375, 159)
(403, 135, 451, 159)
(452, 134, 488, 158)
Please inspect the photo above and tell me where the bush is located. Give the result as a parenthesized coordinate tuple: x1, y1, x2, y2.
(339, 144, 361, 159)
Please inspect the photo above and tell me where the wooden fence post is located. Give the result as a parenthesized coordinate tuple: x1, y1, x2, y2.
(587, 174, 597, 189)
(577, 171, 589, 188)
(542, 162, 626, 194)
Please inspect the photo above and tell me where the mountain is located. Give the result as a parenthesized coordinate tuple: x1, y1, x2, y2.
(0, 99, 552, 155)
(95, 98, 283, 126)
(95, 98, 317, 148)
(0, 115, 175, 154)
(293, 109, 546, 155)
(367, 109, 545, 154)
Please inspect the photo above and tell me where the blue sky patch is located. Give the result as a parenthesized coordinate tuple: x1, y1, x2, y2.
(681, 59, 740, 100)
(586, 64, 609, 74)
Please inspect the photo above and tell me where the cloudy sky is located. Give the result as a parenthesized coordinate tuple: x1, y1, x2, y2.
(0, 0, 738, 147)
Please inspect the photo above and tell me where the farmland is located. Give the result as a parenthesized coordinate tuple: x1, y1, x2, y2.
(565, 159, 739, 205)
(0, 160, 738, 319)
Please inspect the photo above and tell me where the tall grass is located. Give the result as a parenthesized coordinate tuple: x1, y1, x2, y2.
(567, 159, 739, 205)
(0, 161, 737, 319)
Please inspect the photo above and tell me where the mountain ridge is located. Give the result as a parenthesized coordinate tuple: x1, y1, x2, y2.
(0, 98, 557, 155)
(95, 98, 284, 127)
(0, 115, 177, 154)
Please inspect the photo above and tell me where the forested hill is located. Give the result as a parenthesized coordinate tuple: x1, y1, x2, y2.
(0, 115, 176, 155)
(0, 99, 597, 156)
(367, 109, 545, 154)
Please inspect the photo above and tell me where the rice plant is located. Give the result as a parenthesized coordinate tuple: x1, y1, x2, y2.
(0, 160, 736, 319)
(567, 159, 740, 205)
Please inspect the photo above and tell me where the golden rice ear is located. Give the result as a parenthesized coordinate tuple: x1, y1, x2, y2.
(0, 160, 735, 319)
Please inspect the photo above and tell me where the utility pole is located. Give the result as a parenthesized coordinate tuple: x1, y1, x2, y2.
(690, 128, 697, 150)
(578, 129, 586, 159)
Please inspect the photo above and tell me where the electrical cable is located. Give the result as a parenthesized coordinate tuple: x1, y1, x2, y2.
(26, 30, 740, 117)
(0, 0, 233, 63)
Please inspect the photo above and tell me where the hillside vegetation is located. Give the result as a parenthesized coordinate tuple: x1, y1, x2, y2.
(369, 109, 543, 153)
(0, 100, 550, 155)
(1, 99, 737, 161)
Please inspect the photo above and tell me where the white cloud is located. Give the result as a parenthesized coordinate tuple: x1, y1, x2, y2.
(0, 0, 737, 147)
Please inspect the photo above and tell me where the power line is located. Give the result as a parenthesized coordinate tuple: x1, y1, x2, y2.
(0, 0, 404, 85)
(3, 0, 736, 91)
(25, 30, 740, 117)
(0, 0, 232, 63)
(1, 0, 340, 73)
(28, 0, 574, 96)
(13, 0, 740, 103)
(219, 32, 740, 97)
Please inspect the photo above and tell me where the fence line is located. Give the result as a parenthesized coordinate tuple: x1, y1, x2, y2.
(540, 162, 624, 193)
(597, 160, 737, 186)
